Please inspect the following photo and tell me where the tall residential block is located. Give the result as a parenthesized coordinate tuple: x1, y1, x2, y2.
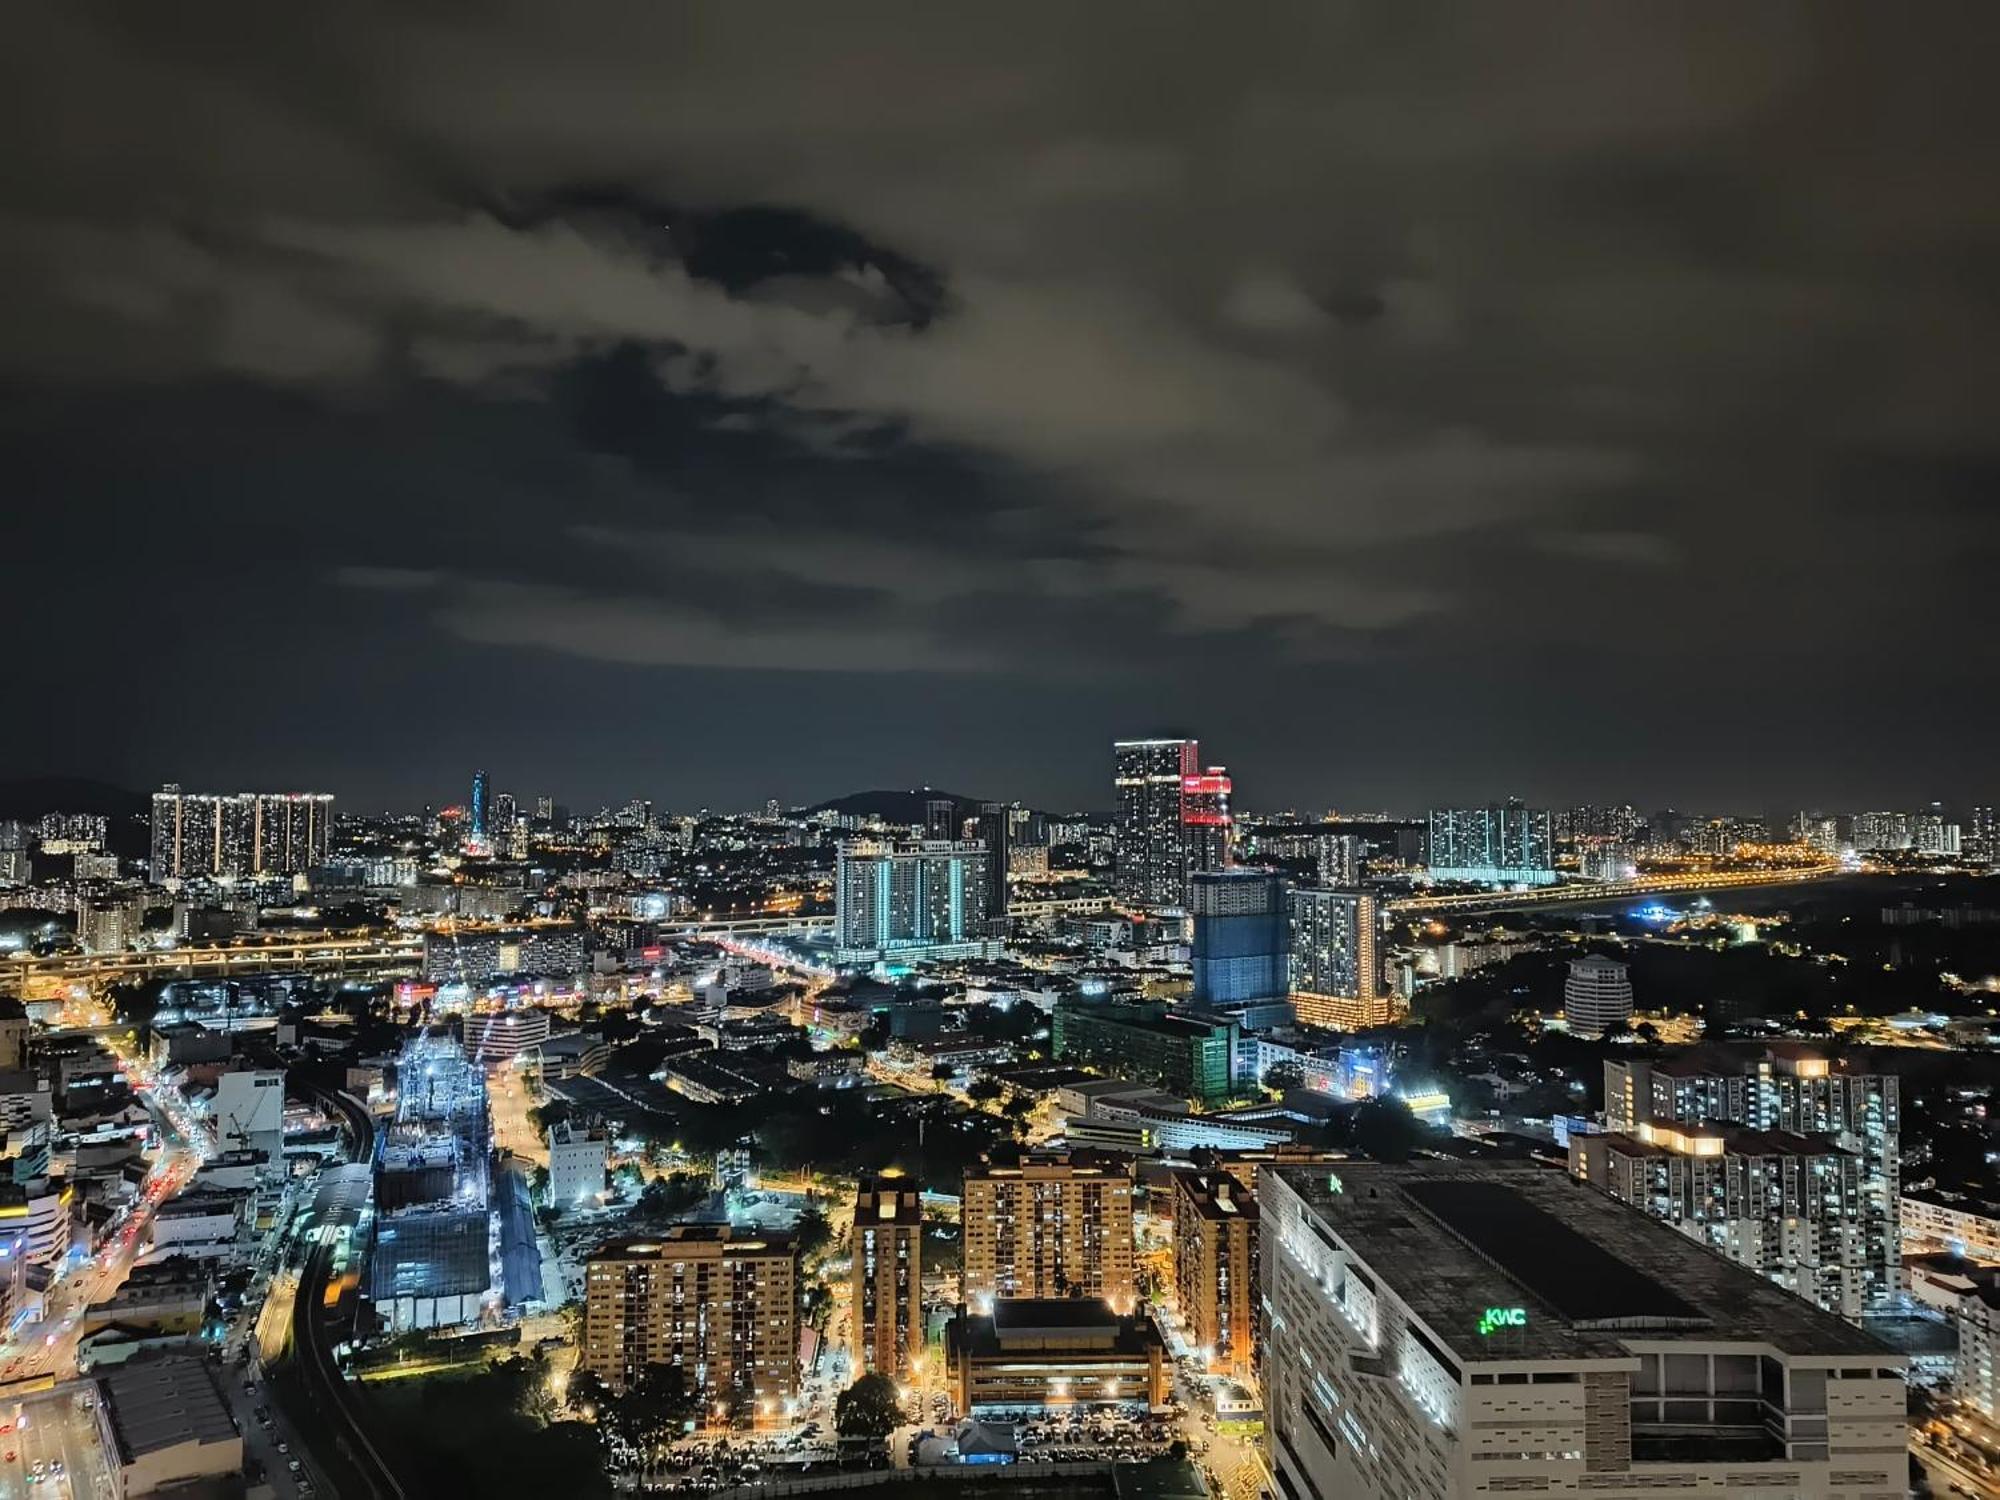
(1288, 887, 1391, 1030)
(1604, 1049, 1900, 1306)
(851, 1175, 924, 1381)
(1262, 1161, 1908, 1500)
(962, 1151, 1135, 1308)
(1113, 738, 1197, 910)
(834, 838, 997, 965)
(1570, 1124, 1868, 1318)
(1171, 1168, 1258, 1379)
(1188, 869, 1288, 1009)
(1426, 800, 1556, 885)
(580, 1226, 797, 1406)
(149, 785, 332, 883)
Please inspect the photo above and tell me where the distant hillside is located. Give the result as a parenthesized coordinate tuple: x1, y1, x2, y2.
(0, 778, 148, 823)
(802, 788, 986, 824)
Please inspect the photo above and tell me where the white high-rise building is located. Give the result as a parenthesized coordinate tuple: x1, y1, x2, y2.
(1563, 955, 1633, 1036)
(546, 1120, 607, 1209)
(1262, 1162, 1908, 1500)
(213, 1069, 285, 1175)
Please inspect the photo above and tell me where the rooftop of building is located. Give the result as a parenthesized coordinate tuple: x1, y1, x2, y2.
(154, 1190, 242, 1217)
(968, 1147, 1135, 1181)
(99, 1356, 240, 1460)
(538, 1030, 609, 1058)
(1272, 1161, 1902, 1364)
(1596, 1125, 1854, 1159)
(854, 1174, 924, 1224)
(1173, 1169, 1260, 1222)
(590, 1224, 795, 1260)
(948, 1297, 1164, 1357)
(1057, 1002, 1234, 1040)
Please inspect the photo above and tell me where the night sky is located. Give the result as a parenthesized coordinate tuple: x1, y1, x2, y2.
(6, 6, 1997, 814)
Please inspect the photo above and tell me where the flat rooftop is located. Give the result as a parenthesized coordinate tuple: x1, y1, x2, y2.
(1273, 1161, 1901, 1364)
(100, 1356, 239, 1459)
(950, 1299, 1164, 1357)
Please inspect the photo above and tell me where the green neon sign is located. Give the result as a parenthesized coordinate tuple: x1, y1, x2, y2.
(1478, 1307, 1527, 1336)
(1326, 1172, 1344, 1195)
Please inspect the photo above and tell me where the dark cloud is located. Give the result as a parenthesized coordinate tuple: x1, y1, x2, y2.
(3, 3, 1997, 812)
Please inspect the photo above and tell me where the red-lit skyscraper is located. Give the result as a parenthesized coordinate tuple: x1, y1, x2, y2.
(1114, 738, 1233, 910)
(1182, 766, 1233, 880)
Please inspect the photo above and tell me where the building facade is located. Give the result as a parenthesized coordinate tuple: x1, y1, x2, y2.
(579, 1227, 798, 1407)
(547, 1120, 607, 1209)
(1262, 1161, 1908, 1500)
(1901, 1190, 2000, 1262)
(851, 1175, 924, 1381)
(1563, 955, 1633, 1037)
(1605, 1051, 1900, 1306)
(1171, 1168, 1258, 1379)
(945, 1299, 1167, 1413)
(1570, 1125, 1868, 1318)
(962, 1151, 1135, 1308)
(1114, 738, 1198, 910)
(1288, 888, 1389, 1030)
(1052, 1001, 1238, 1105)
(1189, 870, 1288, 1009)
(149, 786, 332, 883)
(1426, 801, 1556, 885)
(834, 839, 998, 965)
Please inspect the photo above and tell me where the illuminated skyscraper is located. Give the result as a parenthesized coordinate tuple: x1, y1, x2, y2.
(469, 769, 489, 842)
(834, 838, 997, 964)
(1114, 738, 1196, 909)
(977, 802, 1012, 929)
(1188, 869, 1287, 1009)
(1289, 887, 1390, 1029)
(149, 785, 331, 884)
(1182, 766, 1233, 880)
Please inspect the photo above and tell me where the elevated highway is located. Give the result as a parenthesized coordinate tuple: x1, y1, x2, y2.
(1383, 863, 1843, 916)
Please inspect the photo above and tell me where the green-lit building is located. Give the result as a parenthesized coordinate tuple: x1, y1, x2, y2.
(1052, 1000, 1239, 1105)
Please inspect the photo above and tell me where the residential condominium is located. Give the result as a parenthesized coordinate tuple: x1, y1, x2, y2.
(833, 838, 998, 965)
(1604, 1048, 1900, 1306)
(1900, 1188, 2000, 1263)
(1570, 1124, 1868, 1319)
(962, 1150, 1135, 1309)
(851, 1175, 924, 1381)
(1288, 888, 1394, 1030)
(1171, 1168, 1258, 1379)
(1262, 1161, 1908, 1500)
(148, 785, 332, 883)
(579, 1226, 797, 1408)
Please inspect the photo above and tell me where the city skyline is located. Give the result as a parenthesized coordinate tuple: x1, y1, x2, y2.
(6, 9, 2000, 810)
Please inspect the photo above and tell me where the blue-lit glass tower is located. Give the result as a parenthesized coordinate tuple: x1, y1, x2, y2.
(470, 769, 489, 840)
(1188, 869, 1288, 1006)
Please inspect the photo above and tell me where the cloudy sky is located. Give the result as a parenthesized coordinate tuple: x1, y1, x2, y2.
(5, 4, 1997, 814)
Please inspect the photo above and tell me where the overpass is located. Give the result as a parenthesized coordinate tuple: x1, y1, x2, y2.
(1383, 863, 1843, 916)
(0, 934, 424, 997)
